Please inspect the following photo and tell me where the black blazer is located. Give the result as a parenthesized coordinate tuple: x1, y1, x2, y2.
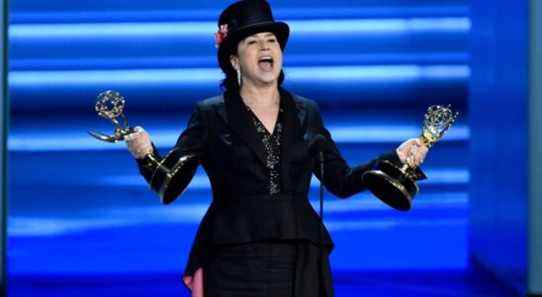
(135, 87, 406, 296)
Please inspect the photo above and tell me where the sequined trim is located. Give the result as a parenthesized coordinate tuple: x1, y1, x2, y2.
(244, 104, 284, 195)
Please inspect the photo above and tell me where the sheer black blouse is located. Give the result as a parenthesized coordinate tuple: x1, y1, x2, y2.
(243, 101, 285, 195)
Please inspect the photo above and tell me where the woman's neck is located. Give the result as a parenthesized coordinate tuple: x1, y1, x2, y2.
(240, 80, 280, 109)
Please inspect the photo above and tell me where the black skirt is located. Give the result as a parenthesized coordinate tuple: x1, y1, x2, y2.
(204, 239, 298, 297)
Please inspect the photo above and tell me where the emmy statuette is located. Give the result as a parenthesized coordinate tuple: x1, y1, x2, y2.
(362, 105, 459, 211)
(88, 90, 136, 142)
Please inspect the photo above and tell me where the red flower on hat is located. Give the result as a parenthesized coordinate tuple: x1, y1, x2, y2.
(214, 24, 228, 48)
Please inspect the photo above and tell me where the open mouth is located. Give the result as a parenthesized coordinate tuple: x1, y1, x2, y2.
(258, 56, 274, 71)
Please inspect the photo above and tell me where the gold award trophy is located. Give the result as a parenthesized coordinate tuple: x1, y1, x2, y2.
(88, 90, 137, 142)
(362, 105, 459, 211)
(88, 89, 200, 203)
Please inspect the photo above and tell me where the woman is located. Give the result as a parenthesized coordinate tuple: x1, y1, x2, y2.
(125, 1, 428, 296)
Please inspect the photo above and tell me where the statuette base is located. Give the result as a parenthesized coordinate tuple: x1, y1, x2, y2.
(362, 160, 420, 211)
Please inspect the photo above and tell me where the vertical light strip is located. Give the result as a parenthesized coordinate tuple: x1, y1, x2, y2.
(0, 0, 7, 294)
(529, 0, 542, 294)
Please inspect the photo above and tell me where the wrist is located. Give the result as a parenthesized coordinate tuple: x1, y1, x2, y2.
(134, 146, 154, 159)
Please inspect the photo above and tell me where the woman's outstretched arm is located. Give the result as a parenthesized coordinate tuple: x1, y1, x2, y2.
(127, 103, 209, 204)
(309, 102, 426, 199)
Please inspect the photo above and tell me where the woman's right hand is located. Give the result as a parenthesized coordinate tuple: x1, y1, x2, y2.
(125, 126, 154, 159)
(395, 137, 428, 168)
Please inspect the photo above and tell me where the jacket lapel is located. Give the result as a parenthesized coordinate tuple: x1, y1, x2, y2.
(279, 88, 304, 192)
(223, 90, 267, 167)
(215, 89, 308, 192)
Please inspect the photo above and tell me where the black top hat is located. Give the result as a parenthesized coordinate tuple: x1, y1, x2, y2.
(216, 0, 290, 73)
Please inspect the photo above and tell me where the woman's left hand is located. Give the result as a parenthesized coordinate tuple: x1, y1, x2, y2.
(396, 138, 429, 168)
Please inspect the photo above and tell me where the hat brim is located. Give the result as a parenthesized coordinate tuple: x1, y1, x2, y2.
(218, 21, 289, 71)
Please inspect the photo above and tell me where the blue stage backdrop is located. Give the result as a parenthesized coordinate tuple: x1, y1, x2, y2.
(6, 0, 508, 296)
(468, 0, 539, 295)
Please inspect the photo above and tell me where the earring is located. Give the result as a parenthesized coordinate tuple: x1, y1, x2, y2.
(236, 67, 242, 87)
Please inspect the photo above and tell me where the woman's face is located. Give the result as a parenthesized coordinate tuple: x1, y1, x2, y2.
(230, 31, 283, 87)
